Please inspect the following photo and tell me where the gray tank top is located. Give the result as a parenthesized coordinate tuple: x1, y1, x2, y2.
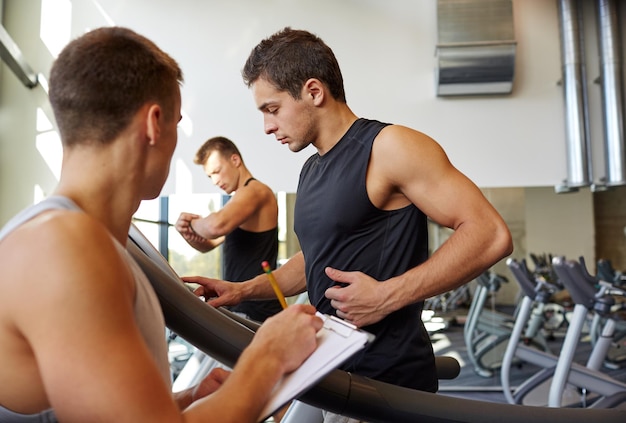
(0, 196, 171, 421)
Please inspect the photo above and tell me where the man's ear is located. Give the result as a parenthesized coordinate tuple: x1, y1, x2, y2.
(231, 153, 242, 167)
(303, 78, 324, 105)
(145, 104, 162, 146)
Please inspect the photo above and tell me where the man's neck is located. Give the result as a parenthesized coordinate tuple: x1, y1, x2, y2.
(54, 149, 139, 245)
(314, 105, 358, 156)
(236, 168, 254, 191)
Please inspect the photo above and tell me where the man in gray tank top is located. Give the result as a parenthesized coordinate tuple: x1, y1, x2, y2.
(188, 27, 513, 423)
(0, 26, 322, 422)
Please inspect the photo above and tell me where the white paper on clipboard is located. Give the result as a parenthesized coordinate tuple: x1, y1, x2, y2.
(258, 312, 374, 421)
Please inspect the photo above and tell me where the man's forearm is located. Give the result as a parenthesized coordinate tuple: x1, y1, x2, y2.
(272, 251, 308, 296)
(387, 218, 512, 309)
(182, 231, 224, 253)
(192, 214, 232, 239)
(242, 251, 307, 300)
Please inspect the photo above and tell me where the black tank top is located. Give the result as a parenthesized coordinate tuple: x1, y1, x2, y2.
(294, 118, 437, 391)
(223, 226, 282, 322)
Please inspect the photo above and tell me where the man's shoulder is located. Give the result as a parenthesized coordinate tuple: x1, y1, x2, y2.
(245, 179, 278, 203)
(373, 124, 437, 156)
(0, 210, 131, 320)
(1, 210, 127, 291)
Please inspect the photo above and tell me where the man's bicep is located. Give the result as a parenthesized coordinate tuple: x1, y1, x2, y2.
(217, 190, 262, 228)
(384, 137, 489, 231)
(415, 166, 489, 230)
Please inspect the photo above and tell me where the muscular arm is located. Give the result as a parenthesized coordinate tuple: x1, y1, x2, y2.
(384, 126, 513, 298)
(325, 125, 513, 327)
(193, 184, 275, 238)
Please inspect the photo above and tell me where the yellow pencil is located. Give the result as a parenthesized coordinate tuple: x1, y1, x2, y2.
(262, 260, 288, 309)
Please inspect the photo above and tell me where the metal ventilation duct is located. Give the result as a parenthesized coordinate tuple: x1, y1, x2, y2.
(435, 0, 516, 96)
(556, 0, 592, 192)
(596, 0, 626, 187)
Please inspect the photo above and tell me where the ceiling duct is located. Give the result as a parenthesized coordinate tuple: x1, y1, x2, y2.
(556, 0, 592, 193)
(435, 0, 516, 96)
(596, 0, 626, 188)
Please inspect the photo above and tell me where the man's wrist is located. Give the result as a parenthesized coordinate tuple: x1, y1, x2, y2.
(189, 221, 200, 236)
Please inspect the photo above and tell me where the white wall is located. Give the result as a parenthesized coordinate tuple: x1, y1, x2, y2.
(0, 0, 613, 274)
(3, 0, 617, 200)
(92, 0, 576, 193)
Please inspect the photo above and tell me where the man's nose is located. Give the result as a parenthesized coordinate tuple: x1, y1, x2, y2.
(264, 117, 277, 134)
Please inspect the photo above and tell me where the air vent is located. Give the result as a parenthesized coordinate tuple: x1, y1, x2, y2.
(435, 0, 516, 96)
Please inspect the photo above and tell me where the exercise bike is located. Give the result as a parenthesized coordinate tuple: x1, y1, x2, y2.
(502, 256, 626, 408)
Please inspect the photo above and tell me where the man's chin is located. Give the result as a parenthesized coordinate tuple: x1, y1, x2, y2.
(288, 142, 308, 153)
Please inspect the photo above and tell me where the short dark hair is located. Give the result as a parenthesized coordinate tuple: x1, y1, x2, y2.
(194, 136, 243, 165)
(242, 27, 346, 102)
(49, 26, 183, 147)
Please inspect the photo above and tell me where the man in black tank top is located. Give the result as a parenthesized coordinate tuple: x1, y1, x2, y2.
(188, 28, 513, 423)
(175, 136, 282, 322)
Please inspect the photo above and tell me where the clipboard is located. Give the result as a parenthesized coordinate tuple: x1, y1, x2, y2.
(258, 312, 374, 421)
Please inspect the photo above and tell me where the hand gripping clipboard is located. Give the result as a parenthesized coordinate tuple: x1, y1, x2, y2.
(259, 313, 375, 421)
